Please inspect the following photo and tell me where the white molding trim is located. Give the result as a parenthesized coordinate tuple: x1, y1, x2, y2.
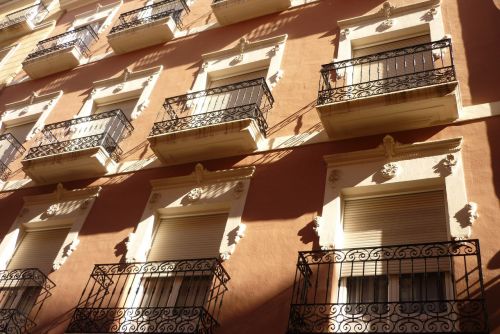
(0, 183, 101, 271)
(191, 34, 288, 93)
(1, 90, 63, 141)
(78, 66, 162, 120)
(319, 135, 474, 250)
(72, 0, 122, 33)
(126, 163, 255, 263)
(335, 0, 444, 62)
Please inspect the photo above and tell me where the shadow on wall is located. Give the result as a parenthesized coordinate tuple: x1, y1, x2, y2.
(456, 0, 500, 199)
(486, 251, 500, 333)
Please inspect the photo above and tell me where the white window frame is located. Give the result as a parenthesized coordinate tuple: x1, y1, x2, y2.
(0, 183, 101, 271)
(77, 66, 162, 120)
(190, 34, 287, 95)
(316, 135, 476, 251)
(71, 0, 122, 34)
(126, 163, 255, 263)
(0, 90, 63, 142)
(335, 0, 446, 63)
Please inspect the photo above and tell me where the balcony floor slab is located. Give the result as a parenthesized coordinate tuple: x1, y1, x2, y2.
(148, 118, 264, 165)
(317, 81, 461, 140)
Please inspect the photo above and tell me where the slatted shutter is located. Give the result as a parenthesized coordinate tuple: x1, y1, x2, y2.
(148, 213, 228, 261)
(5, 121, 37, 143)
(208, 69, 268, 88)
(352, 35, 431, 57)
(95, 98, 138, 120)
(351, 34, 432, 86)
(342, 191, 448, 275)
(8, 228, 70, 273)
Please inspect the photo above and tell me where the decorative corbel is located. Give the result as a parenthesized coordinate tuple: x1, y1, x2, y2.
(313, 216, 323, 237)
(234, 223, 246, 244)
(378, 1, 395, 30)
(380, 162, 401, 179)
(443, 154, 458, 174)
(466, 202, 479, 226)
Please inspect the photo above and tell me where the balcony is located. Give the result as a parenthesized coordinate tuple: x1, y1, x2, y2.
(22, 25, 98, 79)
(0, 268, 55, 334)
(22, 110, 133, 183)
(317, 39, 460, 139)
(211, 0, 291, 25)
(0, 2, 49, 43)
(0, 133, 25, 181)
(66, 258, 229, 333)
(287, 240, 488, 334)
(148, 78, 273, 164)
(107, 0, 189, 54)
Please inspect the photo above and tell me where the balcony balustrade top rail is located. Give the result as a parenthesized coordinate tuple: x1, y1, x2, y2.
(318, 39, 456, 105)
(288, 239, 488, 333)
(150, 77, 274, 138)
(67, 258, 229, 333)
(0, 133, 26, 181)
(0, 268, 56, 334)
(24, 109, 133, 161)
(24, 24, 98, 61)
(110, 0, 189, 34)
(0, 2, 48, 30)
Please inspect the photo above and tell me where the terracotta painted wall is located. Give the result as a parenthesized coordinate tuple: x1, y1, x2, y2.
(0, 0, 498, 333)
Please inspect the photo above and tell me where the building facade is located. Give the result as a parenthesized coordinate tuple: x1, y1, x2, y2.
(0, 0, 498, 333)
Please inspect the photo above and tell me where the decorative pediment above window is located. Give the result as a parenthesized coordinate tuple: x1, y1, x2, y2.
(193, 34, 287, 92)
(317, 135, 475, 251)
(71, 0, 122, 32)
(1, 90, 62, 141)
(78, 66, 162, 120)
(126, 163, 255, 263)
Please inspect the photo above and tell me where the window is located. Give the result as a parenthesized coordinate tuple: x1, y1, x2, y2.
(0, 228, 69, 318)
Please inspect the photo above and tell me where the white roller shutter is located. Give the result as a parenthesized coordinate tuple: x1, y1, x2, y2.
(148, 213, 228, 261)
(8, 228, 70, 273)
(342, 191, 448, 275)
(208, 69, 268, 88)
(95, 98, 138, 120)
(352, 34, 431, 57)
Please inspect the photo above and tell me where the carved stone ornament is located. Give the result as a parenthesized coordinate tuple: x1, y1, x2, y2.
(233, 181, 245, 199)
(377, 1, 395, 31)
(340, 28, 350, 41)
(382, 135, 397, 158)
(233, 37, 249, 64)
(466, 202, 479, 226)
(45, 203, 61, 217)
(320, 243, 335, 251)
(235, 223, 246, 244)
(220, 251, 232, 261)
(149, 192, 161, 204)
(80, 199, 91, 210)
(328, 170, 340, 188)
(313, 216, 323, 237)
(381, 162, 401, 179)
(185, 187, 202, 203)
(443, 154, 458, 174)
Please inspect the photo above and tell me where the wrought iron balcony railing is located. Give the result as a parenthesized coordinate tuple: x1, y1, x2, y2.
(66, 258, 230, 333)
(0, 268, 56, 334)
(0, 2, 49, 30)
(24, 109, 133, 161)
(318, 39, 456, 105)
(109, 0, 189, 34)
(24, 25, 98, 61)
(0, 133, 26, 181)
(150, 77, 274, 138)
(287, 240, 488, 334)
